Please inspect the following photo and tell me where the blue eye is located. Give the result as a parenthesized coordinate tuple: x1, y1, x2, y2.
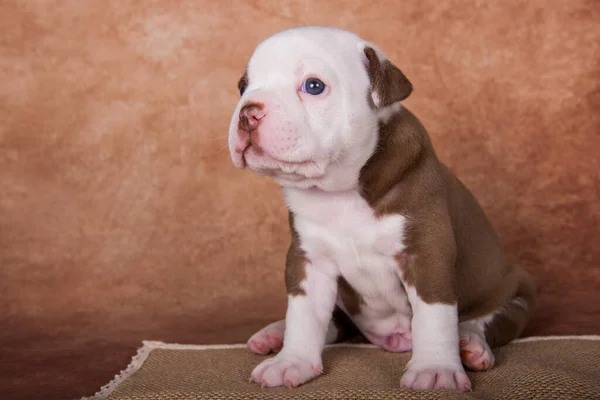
(302, 78, 326, 95)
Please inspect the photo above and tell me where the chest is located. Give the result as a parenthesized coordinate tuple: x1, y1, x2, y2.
(284, 188, 407, 283)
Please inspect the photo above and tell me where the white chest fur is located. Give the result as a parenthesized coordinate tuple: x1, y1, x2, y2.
(283, 188, 413, 338)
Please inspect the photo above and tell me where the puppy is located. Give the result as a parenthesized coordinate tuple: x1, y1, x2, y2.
(227, 26, 535, 392)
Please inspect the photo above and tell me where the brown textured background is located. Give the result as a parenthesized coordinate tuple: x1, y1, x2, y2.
(0, 1, 598, 400)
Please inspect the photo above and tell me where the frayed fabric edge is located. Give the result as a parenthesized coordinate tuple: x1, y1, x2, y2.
(80, 335, 600, 399)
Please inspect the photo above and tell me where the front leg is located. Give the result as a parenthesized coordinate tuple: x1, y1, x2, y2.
(250, 261, 338, 388)
(397, 215, 471, 392)
(401, 284, 471, 391)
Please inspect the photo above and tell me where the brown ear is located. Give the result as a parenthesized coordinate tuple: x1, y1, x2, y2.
(364, 46, 413, 107)
(237, 71, 249, 96)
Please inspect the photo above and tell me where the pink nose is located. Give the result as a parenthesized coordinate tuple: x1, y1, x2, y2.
(238, 103, 265, 132)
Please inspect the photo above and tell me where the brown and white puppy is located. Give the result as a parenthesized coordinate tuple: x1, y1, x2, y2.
(227, 26, 535, 392)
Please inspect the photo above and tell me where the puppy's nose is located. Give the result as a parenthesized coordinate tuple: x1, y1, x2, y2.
(238, 103, 265, 132)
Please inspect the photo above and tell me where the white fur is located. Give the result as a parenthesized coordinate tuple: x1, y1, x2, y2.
(247, 318, 340, 356)
(376, 102, 404, 124)
(285, 187, 413, 338)
(401, 285, 471, 391)
(251, 187, 414, 387)
(228, 26, 394, 192)
(512, 296, 529, 310)
(372, 91, 382, 108)
(404, 287, 461, 366)
(250, 257, 338, 387)
(231, 26, 472, 391)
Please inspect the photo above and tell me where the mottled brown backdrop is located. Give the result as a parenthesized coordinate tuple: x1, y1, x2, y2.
(0, 1, 598, 399)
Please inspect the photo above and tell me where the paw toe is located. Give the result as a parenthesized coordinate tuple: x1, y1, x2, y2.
(250, 355, 320, 389)
(433, 371, 456, 390)
(401, 366, 471, 392)
(248, 339, 269, 355)
(260, 366, 286, 387)
(460, 346, 494, 371)
(412, 370, 436, 390)
(267, 335, 283, 352)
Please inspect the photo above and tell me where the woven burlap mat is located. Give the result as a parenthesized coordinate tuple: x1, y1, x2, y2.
(83, 337, 600, 400)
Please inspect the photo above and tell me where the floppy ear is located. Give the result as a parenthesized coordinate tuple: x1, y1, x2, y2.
(362, 44, 413, 108)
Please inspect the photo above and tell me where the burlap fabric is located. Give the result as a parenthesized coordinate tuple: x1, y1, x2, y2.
(83, 337, 600, 400)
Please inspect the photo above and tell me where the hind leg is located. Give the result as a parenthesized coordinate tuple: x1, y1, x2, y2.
(485, 269, 536, 349)
(247, 306, 359, 355)
(362, 331, 412, 353)
(459, 269, 535, 371)
(247, 320, 286, 355)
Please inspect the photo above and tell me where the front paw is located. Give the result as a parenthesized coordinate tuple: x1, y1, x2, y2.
(400, 362, 471, 392)
(250, 353, 323, 388)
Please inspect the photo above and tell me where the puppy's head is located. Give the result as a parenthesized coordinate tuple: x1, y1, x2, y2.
(228, 26, 412, 190)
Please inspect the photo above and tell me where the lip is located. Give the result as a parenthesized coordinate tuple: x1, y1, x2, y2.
(242, 144, 307, 166)
(242, 145, 324, 178)
(240, 144, 251, 167)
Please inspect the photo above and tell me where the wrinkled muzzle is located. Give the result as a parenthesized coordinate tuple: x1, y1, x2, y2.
(228, 89, 325, 179)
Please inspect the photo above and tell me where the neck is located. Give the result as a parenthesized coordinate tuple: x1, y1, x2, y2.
(281, 105, 431, 201)
(358, 106, 434, 206)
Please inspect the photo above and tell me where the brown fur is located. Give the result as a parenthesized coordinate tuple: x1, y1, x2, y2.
(485, 269, 536, 348)
(285, 212, 307, 296)
(357, 50, 536, 345)
(364, 47, 413, 107)
(238, 72, 249, 95)
(337, 277, 365, 315)
(280, 47, 536, 348)
(331, 306, 362, 342)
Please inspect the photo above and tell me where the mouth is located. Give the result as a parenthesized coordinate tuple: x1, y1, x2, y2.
(240, 144, 324, 179)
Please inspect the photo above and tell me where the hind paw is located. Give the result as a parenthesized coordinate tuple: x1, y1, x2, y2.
(459, 330, 495, 371)
(247, 320, 285, 355)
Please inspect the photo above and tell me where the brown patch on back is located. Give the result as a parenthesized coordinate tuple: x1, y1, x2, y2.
(359, 104, 535, 327)
(284, 211, 307, 296)
(364, 46, 413, 107)
(337, 276, 365, 315)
